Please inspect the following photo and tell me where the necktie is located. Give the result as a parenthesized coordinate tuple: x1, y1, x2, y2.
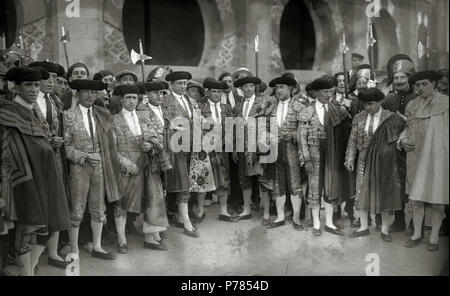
(278, 102, 284, 127)
(228, 92, 235, 108)
(214, 103, 221, 124)
(281, 101, 288, 126)
(158, 106, 164, 126)
(243, 99, 250, 120)
(44, 94, 52, 126)
(322, 104, 329, 128)
(181, 96, 191, 118)
(87, 108, 96, 150)
(368, 115, 375, 136)
(130, 112, 138, 135)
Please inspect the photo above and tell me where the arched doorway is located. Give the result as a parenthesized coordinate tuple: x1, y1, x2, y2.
(122, 0, 205, 66)
(0, 0, 17, 48)
(279, 0, 315, 69)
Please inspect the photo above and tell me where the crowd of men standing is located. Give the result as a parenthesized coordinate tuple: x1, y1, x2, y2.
(0, 49, 448, 276)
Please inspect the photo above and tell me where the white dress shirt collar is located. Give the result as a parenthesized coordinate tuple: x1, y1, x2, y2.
(173, 92, 191, 117)
(122, 108, 137, 117)
(277, 98, 291, 127)
(36, 91, 47, 115)
(149, 103, 164, 126)
(79, 104, 92, 114)
(364, 108, 383, 134)
(221, 91, 235, 108)
(209, 100, 222, 124)
(78, 104, 96, 137)
(242, 94, 256, 119)
(315, 100, 328, 110)
(122, 108, 142, 136)
(315, 100, 328, 126)
(372, 107, 382, 119)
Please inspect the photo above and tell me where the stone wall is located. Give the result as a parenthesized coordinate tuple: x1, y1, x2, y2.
(12, 0, 449, 84)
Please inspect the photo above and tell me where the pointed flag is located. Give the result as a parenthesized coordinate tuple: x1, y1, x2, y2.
(254, 34, 259, 53)
(367, 20, 376, 49)
(342, 32, 349, 54)
(60, 26, 70, 43)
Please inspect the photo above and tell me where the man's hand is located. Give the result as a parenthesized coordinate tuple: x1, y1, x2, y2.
(400, 139, 415, 152)
(140, 142, 153, 153)
(344, 160, 354, 172)
(396, 111, 407, 121)
(304, 160, 314, 174)
(141, 95, 149, 106)
(50, 136, 64, 149)
(367, 79, 377, 89)
(86, 153, 101, 167)
(129, 164, 139, 176)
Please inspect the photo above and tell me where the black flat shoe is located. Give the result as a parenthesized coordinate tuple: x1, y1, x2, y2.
(237, 213, 252, 220)
(183, 227, 200, 238)
(380, 231, 392, 242)
(261, 218, 270, 226)
(312, 228, 322, 236)
(117, 244, 128, 254)
(144, 241, 169, 251)
(348, 229, 370, 238)
(324, 226, 345, 236)
(267, 220, 285, 229)
(91, 250, 116, 260)
(427, 243, 439, 252)
(218, 215, 238, 223)
(404, 237, 422, 248)
(293, 222, 304, 231)
(48, 257, 70, 269)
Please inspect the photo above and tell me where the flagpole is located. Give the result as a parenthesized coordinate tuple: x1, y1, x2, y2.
(61, 26, 70, 69)
(254, 34, 260, 94)
(368, 18, 376, 81)
(130, 39, 151, 81)
(425, 30, 430, 70)
(254, 34, 259, 78)
(139, 39, 146, 82)
(18, 28, 24, 67)
(342, 32, 349, 99)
